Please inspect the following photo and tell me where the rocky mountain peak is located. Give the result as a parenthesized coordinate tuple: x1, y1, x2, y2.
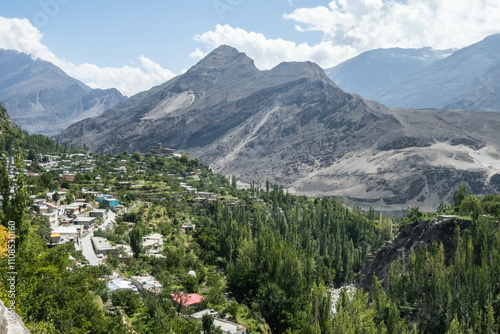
(269, 60, 330, 83)
(187, 45, 258, 74)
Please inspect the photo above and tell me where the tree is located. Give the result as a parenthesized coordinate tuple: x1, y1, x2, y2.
(0, 152, 29, 245)
(52, 191, 60, 203)
(180, 154, 189, 163)
(459, 195, 482, 222)
(231, 174, 237, 189)
(406, 207, 423, 224)
(453, 184, 469, 209)
(202, 314, 223, 334)
(131, 151, 142, 161)
(130, 225, 144, 258)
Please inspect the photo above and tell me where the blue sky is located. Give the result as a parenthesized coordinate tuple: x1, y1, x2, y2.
(1, 0, 499, 96)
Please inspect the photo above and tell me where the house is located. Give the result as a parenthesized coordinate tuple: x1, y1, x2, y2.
(61, 173, 75, 182)
(97, 195, 112, 203)
(182, 221, 196, 231)
(63, 204, 81, 215)
(107, 279, 138, 293)
(38, 202, 59, 225)
(46, 191, 67, 201)
(171, 292, 204, 307)
(92, 237, 114, 255)
(115, 244, 133, 258)
(114, 166, 127, 173)
(103, 198, 119, 208)
(212, 319, 247, 334)
(197, 192, 216, 199)
(131, 274, 163, 295)
(51, 226, 81, 241)
(190, 310, 247, 334)
(43, 211, 58, 225)
(142, 233, 163, 249)
(73, 217, 96, 229)
(50, 233, 61, 245)
(90, 209, 107, 219)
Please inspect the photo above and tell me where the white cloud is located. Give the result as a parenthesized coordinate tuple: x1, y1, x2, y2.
(284, 0, 500, 55)
(194, 24, 357, 69)
(194, 1, 500, 70)
(0, 16, 176, 96)
(189, 48, 206, 60)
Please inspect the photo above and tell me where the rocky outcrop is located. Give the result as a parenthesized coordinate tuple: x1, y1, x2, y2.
(0, 299, 29, 334)
(358, 217, 472, 293)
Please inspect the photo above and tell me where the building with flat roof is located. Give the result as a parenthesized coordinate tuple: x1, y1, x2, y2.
(92, 237, 114, 255)
(142, 233, 163, 249)
(190, 309, 246, 334)
(90, 209, 107, 219)
(107, 279, 138, 293)
(51, 226, 81, 243)
(74, 216, 96, 229)
(131, 274, 163, 295)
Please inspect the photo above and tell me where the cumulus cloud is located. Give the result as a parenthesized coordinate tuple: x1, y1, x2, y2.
(194, 1, 500, 69)
(0, 16, 176, 96)
(284, 0, 500, 55)
(189, 48, 206, 60)
(194, 24, 356, 69)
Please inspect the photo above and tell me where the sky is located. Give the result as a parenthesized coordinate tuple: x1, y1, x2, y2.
(1, 0, 499, 96)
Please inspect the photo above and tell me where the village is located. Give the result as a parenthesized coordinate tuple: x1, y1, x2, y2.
(4, 144, 248, 334)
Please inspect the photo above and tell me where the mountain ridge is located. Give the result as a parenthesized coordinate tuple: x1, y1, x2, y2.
(325, 47, 452, 98)
(0, 48, 126, 135)
(369, 34, 500, 111)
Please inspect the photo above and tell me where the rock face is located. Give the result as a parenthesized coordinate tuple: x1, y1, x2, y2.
(0, 49, 126, 135)
(358, 218, 472, 293)
(325, 47, 451, 99)
(0, 299, 29, 334)
(0, 104, 19, 132)
(56, 45, 500, 212)
(369, 34, 500, 112)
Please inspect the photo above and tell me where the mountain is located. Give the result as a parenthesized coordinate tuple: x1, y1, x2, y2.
(369, 34, 500, 111)
(56, 45, 500, 212)
(0, 49, 126, 136)
(324, 47, 451, 98)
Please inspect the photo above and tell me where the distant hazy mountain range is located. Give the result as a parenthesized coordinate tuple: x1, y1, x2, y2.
(56, 45, 500, 213)
(325, 47, 453, 99)
(0, 49, 126, 135)
(326, 34, 500, 112)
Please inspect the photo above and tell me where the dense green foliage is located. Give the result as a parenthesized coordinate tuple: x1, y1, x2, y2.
(387, 220, 500, 333)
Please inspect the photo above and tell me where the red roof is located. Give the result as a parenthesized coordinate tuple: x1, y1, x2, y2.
(171, 292, 204, 306)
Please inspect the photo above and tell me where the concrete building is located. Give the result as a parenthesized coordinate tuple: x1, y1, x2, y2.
(61, 174, 75, 182)
(92, 237, 114, 255)
(190, 309, 247, 334)
(90, 209, 107, 219)
(74, 217, 96, 229)
(51, 226, 81, 242)
(103, 198, 119, 208)
(142, 233, 163, 249)
(107, 279, 138, 293)
(131, 274, 163, 295)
